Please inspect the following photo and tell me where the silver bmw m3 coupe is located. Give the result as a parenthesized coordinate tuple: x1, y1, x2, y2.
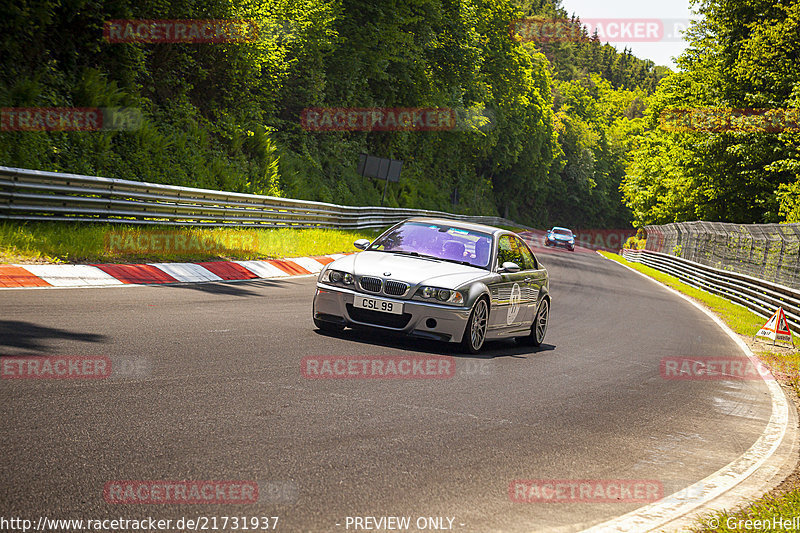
(312, 218, 550, 353)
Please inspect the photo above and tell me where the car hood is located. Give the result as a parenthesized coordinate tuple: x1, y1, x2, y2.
(329, 251, 489, 289)
(551, 234, 573, 240)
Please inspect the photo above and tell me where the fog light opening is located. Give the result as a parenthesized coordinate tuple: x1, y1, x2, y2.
(426, 318, 437, 329)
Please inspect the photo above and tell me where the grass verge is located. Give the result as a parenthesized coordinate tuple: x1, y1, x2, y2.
(599, 250, 800, 532)
(0, 222, 384, 264)
(600, 251, 797, 345)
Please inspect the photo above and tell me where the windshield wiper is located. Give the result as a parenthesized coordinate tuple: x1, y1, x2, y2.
(375, 250, 443, 261)
(372, 249, 479, 267)
(437, 258, 478, 267)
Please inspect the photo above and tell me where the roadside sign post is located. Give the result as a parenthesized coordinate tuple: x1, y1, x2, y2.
(357, 153, 402, 206)
(754, 307, 794, 347)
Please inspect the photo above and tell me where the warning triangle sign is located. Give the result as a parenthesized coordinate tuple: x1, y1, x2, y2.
(755, 307, 794, 345)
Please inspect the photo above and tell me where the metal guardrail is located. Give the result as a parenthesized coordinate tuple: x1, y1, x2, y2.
(644, 221, 800, 288)
(0, 166, 530, 230)
(622, 248, 800, 335)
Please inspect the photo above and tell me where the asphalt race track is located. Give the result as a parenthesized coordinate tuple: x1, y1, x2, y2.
(0, 250, 774, 532)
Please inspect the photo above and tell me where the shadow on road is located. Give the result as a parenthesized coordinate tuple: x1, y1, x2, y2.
(0, 320, 108, 353)
(153, 277, 301, 297)
(314, 327, 555, 359)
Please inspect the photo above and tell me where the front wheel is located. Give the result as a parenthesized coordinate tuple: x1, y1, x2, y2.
(461, 298, 489, 354)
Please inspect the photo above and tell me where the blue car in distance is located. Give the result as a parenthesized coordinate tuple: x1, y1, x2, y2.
(544, 227, 575, 251)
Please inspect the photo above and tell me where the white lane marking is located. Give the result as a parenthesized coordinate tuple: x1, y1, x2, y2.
(149, 263, 223, 283)
(288, 256, 326, 273)
(1, 254, 331, 290)
(18, 264, 124, 286)
(0, 273, 319, 290)
(590, 253, 791, 533)
(234, 260, 290, 278)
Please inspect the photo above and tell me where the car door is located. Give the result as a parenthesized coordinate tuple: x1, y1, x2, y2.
(512, 235, 546, 324)
(488, 234, 533, 333)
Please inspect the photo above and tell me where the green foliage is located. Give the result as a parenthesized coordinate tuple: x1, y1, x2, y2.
(514, 0, 666, 92)
(622, 0, 800, 225)
(778, 180, 800, 222)
(539, 74, 648, 227)
(0, 0, 663, 228)
(0, 221, 381, 263)
(623, 228, 647, 249)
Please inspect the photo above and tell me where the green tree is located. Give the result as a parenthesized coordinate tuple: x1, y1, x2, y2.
(622, 0, 800, 225)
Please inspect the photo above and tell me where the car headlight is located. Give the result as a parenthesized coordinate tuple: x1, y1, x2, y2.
(422, 286, 437, 298)
(320, 269, 354, 285)
(416, 286, 464, 305)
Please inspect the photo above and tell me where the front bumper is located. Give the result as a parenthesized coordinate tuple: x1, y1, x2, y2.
(313, 284, 472, 343)
(546, 237, 574, 248)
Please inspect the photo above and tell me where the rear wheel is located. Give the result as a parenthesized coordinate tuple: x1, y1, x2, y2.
(531, 299, 549, 346)
(461, 298, 488, 354)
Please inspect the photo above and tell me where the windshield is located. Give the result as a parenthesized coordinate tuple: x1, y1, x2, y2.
(369, 222, 493, 269)
(553, 228, 573, 236)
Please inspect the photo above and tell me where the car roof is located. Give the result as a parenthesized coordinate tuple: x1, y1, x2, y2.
(551, 226, 572, 231)
(403, 217, 508, 235)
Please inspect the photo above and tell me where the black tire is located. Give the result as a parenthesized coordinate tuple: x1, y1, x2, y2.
(568, 245, 575, 251)
(531, 299, 549, 346)
(461, 297, 489, 354)
(314, 317, 344, 332)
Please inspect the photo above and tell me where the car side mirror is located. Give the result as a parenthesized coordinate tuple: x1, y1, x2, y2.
(354, 239, 370, 250)
(499, 261, 520, 273)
